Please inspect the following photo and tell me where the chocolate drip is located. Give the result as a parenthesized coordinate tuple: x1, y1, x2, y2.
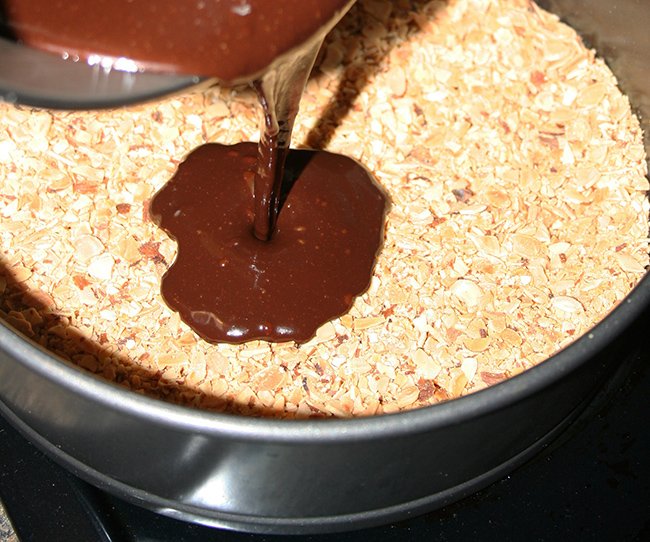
(252, 38, 322, 241)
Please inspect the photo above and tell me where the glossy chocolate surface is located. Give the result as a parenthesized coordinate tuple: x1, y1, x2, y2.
(2, 0, 353, 83)
(149, 142, 387, 344)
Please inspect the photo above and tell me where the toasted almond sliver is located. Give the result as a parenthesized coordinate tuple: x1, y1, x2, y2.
(414, 348, 442, 380)
(450, 279, 483, 307)
(551, 296, 584, 313)
(615, 253, 646, 274)
(577, 82, 608, 108)
(353, 316, 385, 331)
(463, 337, 491, 352)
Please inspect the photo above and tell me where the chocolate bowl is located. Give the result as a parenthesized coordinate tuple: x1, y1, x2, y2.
(0, 0, 649, 535)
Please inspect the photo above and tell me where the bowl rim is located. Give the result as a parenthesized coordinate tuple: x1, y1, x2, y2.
(0, 37, 207, 110)
(3, 268, 649, 443)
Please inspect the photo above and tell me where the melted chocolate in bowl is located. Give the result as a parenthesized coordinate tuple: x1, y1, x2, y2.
(3, 0, 389, 343)
(3, 0, 354, 83)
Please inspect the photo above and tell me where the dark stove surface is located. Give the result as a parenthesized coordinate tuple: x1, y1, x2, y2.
(1, 331, 649, 542)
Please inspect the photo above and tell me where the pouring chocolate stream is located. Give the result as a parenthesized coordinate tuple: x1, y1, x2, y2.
(2, 0, 389, 344)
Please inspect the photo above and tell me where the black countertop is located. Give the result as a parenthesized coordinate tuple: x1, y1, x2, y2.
(1, 323, 649, 542)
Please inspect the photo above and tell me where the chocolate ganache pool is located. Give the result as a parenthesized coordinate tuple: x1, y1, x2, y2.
(2, 0, 389, 343)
